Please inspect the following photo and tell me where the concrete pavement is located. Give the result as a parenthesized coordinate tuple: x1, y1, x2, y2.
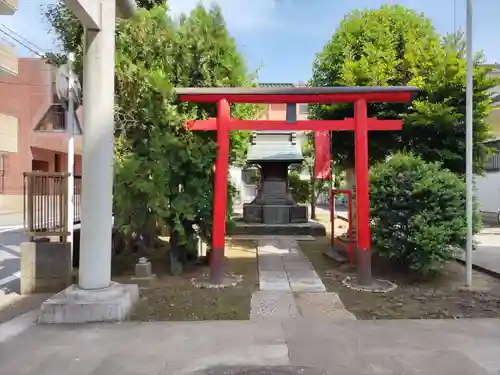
(455, 226, 500, 276)
(0, 228, 25, 294)
(0, 319, 499, 374)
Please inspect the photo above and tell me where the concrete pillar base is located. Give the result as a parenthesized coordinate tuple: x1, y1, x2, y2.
(38, 282, 139, 324)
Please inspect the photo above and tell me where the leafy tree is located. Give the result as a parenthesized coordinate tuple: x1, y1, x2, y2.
(370, 152, 481, 276)
(288, 172, 309, 204)
(44, 3, 260, 274)
(290, 133, 333, 220)
(43, 0, 166, 70)
(310, 4, 497, 175)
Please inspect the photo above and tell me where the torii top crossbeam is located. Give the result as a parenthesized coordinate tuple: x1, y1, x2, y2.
(176, 86, 420, 104)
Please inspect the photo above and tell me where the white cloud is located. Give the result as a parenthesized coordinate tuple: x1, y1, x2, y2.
(167, 0, 280, 34)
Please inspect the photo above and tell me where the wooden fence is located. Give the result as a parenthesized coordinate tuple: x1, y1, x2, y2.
(23, 172, 82, 240)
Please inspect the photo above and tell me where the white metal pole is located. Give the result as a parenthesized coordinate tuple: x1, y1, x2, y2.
(465, 0, 473, 287)
(66, 52, 75, 264)
(79, 0, 116, 290)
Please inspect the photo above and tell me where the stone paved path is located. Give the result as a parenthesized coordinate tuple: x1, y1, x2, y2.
(250, 238, 355, 321)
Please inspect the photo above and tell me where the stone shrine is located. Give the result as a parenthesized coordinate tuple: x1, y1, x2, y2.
(233, 103, 326, 237)
(243, 131, 308, 224)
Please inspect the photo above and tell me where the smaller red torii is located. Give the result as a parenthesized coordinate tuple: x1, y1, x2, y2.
(176, 86, 420, 286)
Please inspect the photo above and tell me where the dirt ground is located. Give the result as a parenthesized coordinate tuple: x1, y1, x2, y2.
(113, 239, 258, 321)
(301, 217, 500, 320)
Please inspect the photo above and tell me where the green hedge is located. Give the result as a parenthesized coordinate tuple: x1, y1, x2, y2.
(369, 152, 481, 276)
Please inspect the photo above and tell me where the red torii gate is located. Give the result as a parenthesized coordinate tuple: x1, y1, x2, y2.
(176, 86, 420, 286)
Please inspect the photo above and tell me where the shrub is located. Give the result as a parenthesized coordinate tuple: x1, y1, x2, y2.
(288, 172, 310, 204)
(369, 152, 481, 276)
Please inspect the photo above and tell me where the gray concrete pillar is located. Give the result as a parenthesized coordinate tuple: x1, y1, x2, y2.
(78, 0, 116, 290)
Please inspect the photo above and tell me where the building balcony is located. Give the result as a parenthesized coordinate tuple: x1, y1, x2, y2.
(0, 0, 17, 15)
(0, 41, 18, 76)
(0, 112, 18, 153)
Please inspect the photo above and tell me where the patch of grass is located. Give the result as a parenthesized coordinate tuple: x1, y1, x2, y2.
(301, 220, 500, 320)
(113, 239, 257, 321)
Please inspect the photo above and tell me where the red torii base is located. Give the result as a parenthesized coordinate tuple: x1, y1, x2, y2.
(177, 86, 419, 285)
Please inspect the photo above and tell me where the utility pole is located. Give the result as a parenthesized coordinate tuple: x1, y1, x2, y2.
(465, 0, 473, 287)
(66, 53, 75, 262)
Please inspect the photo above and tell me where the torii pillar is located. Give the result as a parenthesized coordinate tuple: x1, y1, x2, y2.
(38, 0, 139, 324)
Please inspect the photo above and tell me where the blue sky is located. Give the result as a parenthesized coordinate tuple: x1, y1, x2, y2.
(1, 0, 499, 83)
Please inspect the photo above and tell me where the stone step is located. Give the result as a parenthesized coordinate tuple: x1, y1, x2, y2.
(230, 220, 326, 237)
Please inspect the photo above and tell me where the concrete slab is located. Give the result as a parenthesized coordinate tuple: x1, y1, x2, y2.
(284, 319, 500, 375)
(250, 291, 300, 320)
(0, 321, 290, 375)
(256, 238, 328, 295)
(282, 258, 314, 272)
(259, 280, 291, 292)
(1, 319, 500, 374)
(288, 270, 326, 293)
(258, 256, 285, 272)
(295, 293, 356, 321)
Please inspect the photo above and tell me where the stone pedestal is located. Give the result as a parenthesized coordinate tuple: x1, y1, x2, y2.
(131, 257, 156, 288)
(20, 241, 72, 295)
(38, 282, 139, 324)
(243, 161, 308, 225)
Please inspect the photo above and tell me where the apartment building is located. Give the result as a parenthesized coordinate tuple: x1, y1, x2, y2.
(474, 64, 500, 222)
(0, 58, 83, 212)
(0, 0, 18, 76)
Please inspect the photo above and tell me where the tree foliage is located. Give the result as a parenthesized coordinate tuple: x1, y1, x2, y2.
(310, 4, 498, 174)
(44, 3, 260, 273)
(290, 133, 333, 219)
(288, 172, 310, 204)
(43, 0, 166, 71)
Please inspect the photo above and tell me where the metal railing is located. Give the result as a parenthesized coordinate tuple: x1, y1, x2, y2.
(23, 172, 82, 240)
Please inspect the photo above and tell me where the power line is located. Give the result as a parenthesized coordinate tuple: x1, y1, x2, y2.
(0, 27, 45, 58)
(0, 23, 45, 54)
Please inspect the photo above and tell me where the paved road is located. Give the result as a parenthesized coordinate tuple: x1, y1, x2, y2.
(0, 212, 24, 232)
(0, 229, 25, 295)
(460, 226, 500, 275)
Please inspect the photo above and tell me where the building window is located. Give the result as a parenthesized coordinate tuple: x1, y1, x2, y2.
(484, 140, 500, 172)
(299, 104, 309, 115)
(36, 105, 66, 131)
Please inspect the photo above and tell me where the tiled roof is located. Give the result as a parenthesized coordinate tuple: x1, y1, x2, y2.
(258, 83, 296, 88)
(247, 132, 303, 162)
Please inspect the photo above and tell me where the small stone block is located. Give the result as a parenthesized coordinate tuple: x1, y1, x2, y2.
(290, 205, 308, 223)
(135, 262, 152, 278)
(130, 274, 156, 289)
(243, 204, 262, 223)
(263, 205, 290, 224)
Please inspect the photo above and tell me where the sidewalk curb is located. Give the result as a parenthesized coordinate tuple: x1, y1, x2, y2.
(455, 256, 500, 279)
(0, 309, 38, 343)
